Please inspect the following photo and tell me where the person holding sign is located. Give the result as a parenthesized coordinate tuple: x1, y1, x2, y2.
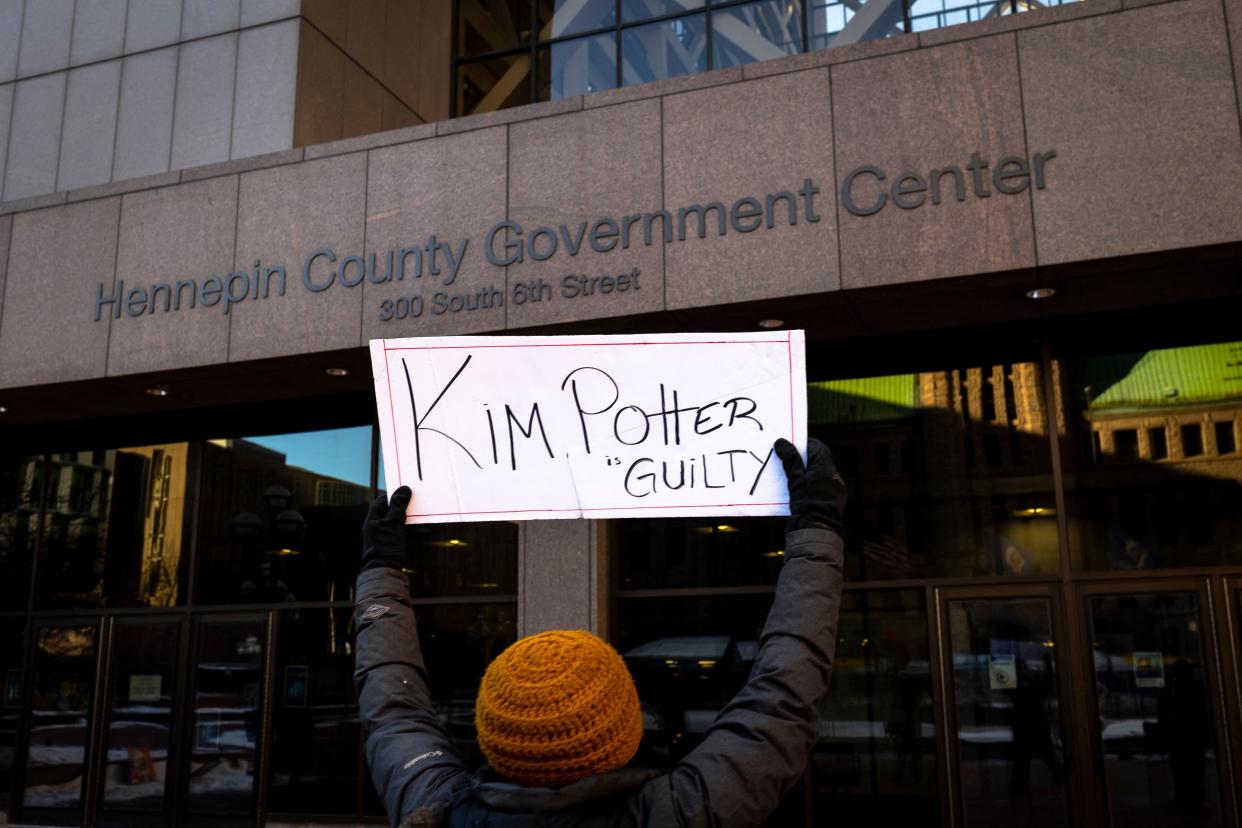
(354, 438, 845, 827)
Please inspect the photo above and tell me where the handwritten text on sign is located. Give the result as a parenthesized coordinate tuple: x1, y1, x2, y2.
(369, 332, 808, 522)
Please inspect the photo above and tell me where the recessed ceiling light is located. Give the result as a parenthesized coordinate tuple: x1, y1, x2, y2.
(325, 367, 349, 377)
(145, 386, 169, 397)
(1025, 287, 1056, 300)
(0, 405, 7, 413)
(758, 318, 785, 329)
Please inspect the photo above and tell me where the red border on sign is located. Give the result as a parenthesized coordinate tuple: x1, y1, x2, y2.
(382, 337, 800, 518)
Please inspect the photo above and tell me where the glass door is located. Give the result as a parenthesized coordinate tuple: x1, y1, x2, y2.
(1222, 575, 1242, 821)
(1079, 580, 1231, 828)
(96, 616, 183, 826)
(937, 586, 1072, 827)
(13, 619, 103, 826)
(180, 614, 269, 824)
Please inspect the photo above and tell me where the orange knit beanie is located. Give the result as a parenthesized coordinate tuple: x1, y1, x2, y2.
(474, 629, 644, 788)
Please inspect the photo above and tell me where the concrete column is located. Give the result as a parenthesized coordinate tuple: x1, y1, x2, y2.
(517, 519, 607, 638)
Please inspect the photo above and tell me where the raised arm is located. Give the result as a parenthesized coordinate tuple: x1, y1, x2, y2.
(632, 438, 847, 827)
(354, 487, 471, 827)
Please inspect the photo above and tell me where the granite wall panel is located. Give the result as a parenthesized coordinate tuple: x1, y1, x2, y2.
(833, 34, 1035, 289)
(662, 69, 838, 308)
(0, 198, 120, 388)
(230, 152, 367, 361)
(107, 176, 237, 376)
(363, 127, 507, 339)
(1020, 0, 1242, 264)
(507, 100, 665, 327)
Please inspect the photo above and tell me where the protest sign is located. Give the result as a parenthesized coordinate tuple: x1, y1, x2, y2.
(369, 331, 807, 522)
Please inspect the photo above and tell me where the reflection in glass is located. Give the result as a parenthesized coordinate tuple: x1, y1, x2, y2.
(621, 15, 707, 87)
(620, 0, 705, 23)
(195, 428, 373, 605)
(908, 0, 1081, 32)
(406, 522, 520, 598)
(809, 0, 863, 49)
(0, 621, 25, 807)
(457, 52, 535, 117)
(415, 602, 518, 767)
(186, 619, 264, 816)
(37, 445, 191, 608)
(549, 0, 615, 37)
(1089, 592, 1222, 826)
(616, 595, 774, 767)
(948, 598, 1066, 826)
(269, 609, 359, 816)
(713, 0, 803, 69)
(615, 590, 936, 823)
(810, 361, 1058, 580)
(538, 34, 618, 99)
(0, 455, 39, 611)
(459, 0, 533, 53)
(1059, 341, 1242, 570)
(616, 517, 785, 590)
(101, 620, 179, 813)
(811, 590, 937, 821)
(22, 625, 98, 811)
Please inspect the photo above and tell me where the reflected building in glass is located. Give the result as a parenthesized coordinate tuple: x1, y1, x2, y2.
(2, 0, 1242, 826)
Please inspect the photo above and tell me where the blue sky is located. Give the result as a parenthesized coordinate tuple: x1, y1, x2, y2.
(246, 426, 372, 486)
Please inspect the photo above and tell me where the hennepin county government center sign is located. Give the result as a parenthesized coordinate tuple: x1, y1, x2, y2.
(91, 149, 1055, 324)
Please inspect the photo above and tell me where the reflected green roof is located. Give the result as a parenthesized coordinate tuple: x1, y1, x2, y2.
(1080, 342, 1242, 410)
(808, 375, 917, 425)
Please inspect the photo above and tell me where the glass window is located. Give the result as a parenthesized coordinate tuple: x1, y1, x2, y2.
(908, 0, 998, 32)
(1058, 339, 1242, 570)
(621, 14, 708, 87)
(186, 617, 265, 817)
(415, 602, 518, 766)
(1215, 420, 1236, 454)
(406, 521, 520, 598)
(195, 427, 373, 605)
(537, 33, 618, 100)
(21, 625, 98, 812)
(548, 0, 616, 37)
(1149, 427, 1168, 460)
(456, 0, 1087, 116)
(1088, 592, 1224, 825)
(810, 590, 937, 822)
(459, 0, 533, 54)
(613, 588, 936, 823)
(947, 597, 1067, 825)
(37, 445, 191, 609)
(100, 618, 179, 814)
(615, 593, 779, 768)
(0, 455, 40, 611)
(621, 0, 706, 23)
(810, 358, 1058, 580)
(457, 52, 536, 117)
(269, 608, 360, 816)
(616, 516, 785, 590)
(1113, 429, 1139, 463)
(1182, 423, 1203, 458)
(0, 621, 24, 808)
(712, 0, 803, 69)
(809, 0, 873, 49)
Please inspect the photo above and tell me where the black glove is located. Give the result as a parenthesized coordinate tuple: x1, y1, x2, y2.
(361, 486, 412, 573)
(774, 438, 846, 534)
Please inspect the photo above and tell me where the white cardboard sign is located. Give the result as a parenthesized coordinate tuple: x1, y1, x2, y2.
(370, 331, 807, 522)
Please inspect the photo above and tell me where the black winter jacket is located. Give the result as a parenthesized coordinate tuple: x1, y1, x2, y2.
(354, 526, 844, 827)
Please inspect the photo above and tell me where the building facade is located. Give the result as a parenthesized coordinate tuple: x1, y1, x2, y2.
(1, 0, 1242, 825)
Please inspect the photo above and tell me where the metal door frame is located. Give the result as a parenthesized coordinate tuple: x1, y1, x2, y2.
(1073, 576, 1239, 828)
(933, 583, 1079, 828)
